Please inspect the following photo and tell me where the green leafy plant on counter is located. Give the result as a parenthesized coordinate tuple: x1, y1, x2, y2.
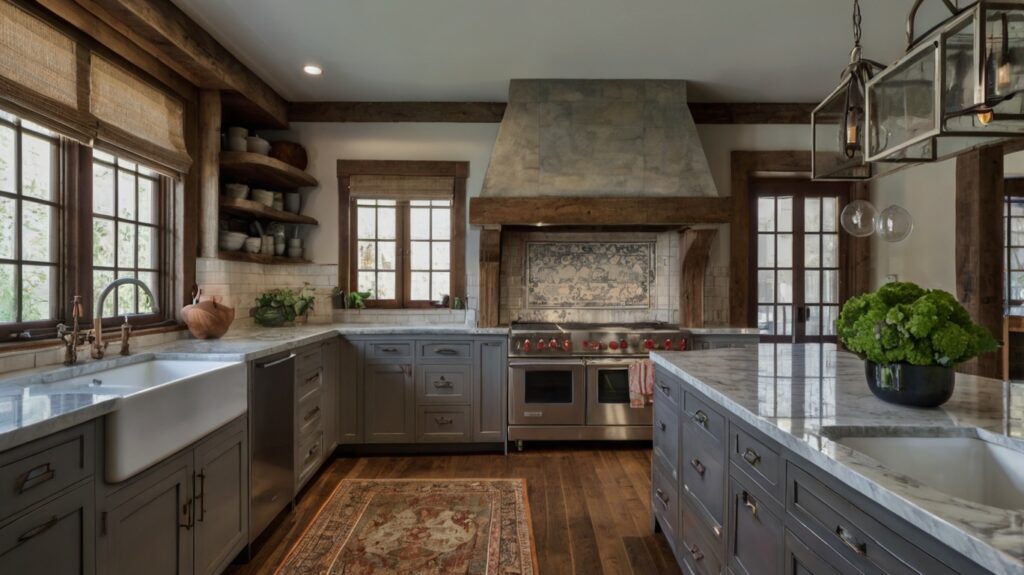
(253, 285, 316, 327)
(346, 291, 371, 309)
(837, 281, 998, 367)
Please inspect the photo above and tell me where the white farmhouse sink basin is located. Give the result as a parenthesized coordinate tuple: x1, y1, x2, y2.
(835, 434, 1024, 510)
(99, 359, 246, 482)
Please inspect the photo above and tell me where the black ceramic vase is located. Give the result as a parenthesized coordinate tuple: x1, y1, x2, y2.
(864, 362, 955, 408)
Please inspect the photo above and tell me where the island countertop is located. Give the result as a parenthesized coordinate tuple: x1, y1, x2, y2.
(650, 344, 1023, 575)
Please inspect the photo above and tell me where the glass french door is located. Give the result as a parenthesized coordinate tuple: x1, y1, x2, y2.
(753, 180, 848, 343)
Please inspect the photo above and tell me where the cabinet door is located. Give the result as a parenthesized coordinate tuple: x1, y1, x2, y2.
(0, 481, 95, 575)
(473, 339, 506, 443)
(364, 362, 415, 443)
(337, 339, 363, 444)
(99, 452, 194, 575)
(194, 419, 248, 575)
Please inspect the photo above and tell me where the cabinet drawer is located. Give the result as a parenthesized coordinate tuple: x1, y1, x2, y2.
(680, 496, 724, 575)
(683, 392, 725, 447)
(296, 345, 323, 374)
(416, 364, 471, 404)
(297, 387, 323, 439)
(784, 529, 847, 575)
(0, 423, 94, 521)
(652, 401, 680, 480)
(681, 422, 725, 535)
(297, 431, 324, 487)
(296, 368, 323, 402)
(787, 463, 955, 575)
(416, 406, 471, 443)
(366, 341, 414, 360)
(729, 476, 783, 575)
(731, 423, 782, 502)
(0, 480, 94, 574)
(653, 369, 680, 409)
(418, 341, 472, 361)
(651, 465, 680, 545)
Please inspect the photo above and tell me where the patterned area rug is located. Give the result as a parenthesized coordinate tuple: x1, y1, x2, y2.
(276, 478, 537, 575)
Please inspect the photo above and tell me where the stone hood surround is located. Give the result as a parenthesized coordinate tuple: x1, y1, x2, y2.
(481, 79, 718, 199)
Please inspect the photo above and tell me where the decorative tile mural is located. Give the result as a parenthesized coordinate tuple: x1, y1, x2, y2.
(525, 241, 654, 308)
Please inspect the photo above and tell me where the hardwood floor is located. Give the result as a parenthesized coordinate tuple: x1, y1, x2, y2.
(227, 444, 681, 575)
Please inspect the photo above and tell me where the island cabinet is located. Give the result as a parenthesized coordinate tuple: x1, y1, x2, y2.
(337, 335, 507, 447)
(651, 366, 990, 575)
(97, 415, 248, 575)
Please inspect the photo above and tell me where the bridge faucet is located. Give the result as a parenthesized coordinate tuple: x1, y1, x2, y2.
(56, 296, 91, 366)
(93, 278, 159, 359)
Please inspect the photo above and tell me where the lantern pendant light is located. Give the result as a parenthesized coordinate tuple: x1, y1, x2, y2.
(865, 0, 1024, 163)
(812, 0, 885, 180)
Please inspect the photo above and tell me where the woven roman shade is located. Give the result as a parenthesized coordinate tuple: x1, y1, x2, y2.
(349, 175, 455, 200)
(0, 1, 95, 142)
(90, 54, 190, 174)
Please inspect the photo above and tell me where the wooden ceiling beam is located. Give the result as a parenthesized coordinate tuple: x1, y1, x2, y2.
(468, 197, 733, 226)
(82, 0, 288, 126)
(687, 102, 816, 124)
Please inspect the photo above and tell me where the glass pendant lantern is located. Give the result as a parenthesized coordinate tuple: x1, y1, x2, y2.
(866, 0, 1024, 163)
(812, 0, 884, 180)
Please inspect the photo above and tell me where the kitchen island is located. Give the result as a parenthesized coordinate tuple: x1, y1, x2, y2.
(650, 344, 1022, 575)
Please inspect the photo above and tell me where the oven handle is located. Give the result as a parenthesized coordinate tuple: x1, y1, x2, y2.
(508, 359, 586, 367)
(583, 358, 646, 366)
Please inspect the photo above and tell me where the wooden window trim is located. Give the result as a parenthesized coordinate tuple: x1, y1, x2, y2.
(1004, 184, 1024, 306)
(339, 160, 467, 310)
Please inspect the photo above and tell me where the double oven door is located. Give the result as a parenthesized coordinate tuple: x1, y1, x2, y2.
(509, 358, 651, 427)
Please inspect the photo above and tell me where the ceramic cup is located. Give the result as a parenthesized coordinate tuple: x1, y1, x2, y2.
(244, 237, 262, 253)
(246, 136, 271, 155)
(227, 136, 247, 152)
(226, 126, 247, 140)
(287, 246, 303, 259)
(287, 237, 302, 248)
(284, 193, 301, 213)
(274, 242, 285, 256)
(262, 235, 274, 255)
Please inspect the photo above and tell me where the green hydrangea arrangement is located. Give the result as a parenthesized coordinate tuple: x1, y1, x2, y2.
(836, 281, 998, 367)
(253, 286, 316, 327)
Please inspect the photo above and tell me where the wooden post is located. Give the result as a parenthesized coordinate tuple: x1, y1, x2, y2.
(844, 182, 872, 301)
(955, 145, 1004, 378)
(478, 227, 502, 327)
(198, 90, 220, 259)
(680, 229, 717, 327)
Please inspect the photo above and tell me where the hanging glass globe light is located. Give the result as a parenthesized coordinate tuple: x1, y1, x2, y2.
(877, 205, 914, 242)
(841, 199, 878, 237)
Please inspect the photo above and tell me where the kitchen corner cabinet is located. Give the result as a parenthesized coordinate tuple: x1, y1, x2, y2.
(336, 338, 363, 445)
(98, 416, 248, 575)
(651, 366, 989, 575)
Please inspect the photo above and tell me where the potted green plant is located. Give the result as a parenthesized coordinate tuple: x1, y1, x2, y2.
(836, 281, 998, 407)
(253, 287, 316, 327)
(346, 291, 370, 309)
(330, 287, 345, 310)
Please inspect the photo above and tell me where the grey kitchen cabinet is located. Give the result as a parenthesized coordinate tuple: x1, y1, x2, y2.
(193, 417, 248, 575)
(0, 480, 95, 575)
(689, 333, 758, 351)
(336, 338, 363, 444)
(363, 360, 415, 443)
(294, 342, 328, 494)
(473, 339, 507, 443)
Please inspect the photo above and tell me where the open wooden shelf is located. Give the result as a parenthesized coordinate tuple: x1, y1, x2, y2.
(218, 250, 311, 265)
(220, 151, 318, 189)
(219, 196, 319, 225)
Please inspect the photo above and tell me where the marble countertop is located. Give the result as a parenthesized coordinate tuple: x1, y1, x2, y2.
(683, 327, 760, 336)
(651, 345, 1022, 575)
(0, 323, 506, 452)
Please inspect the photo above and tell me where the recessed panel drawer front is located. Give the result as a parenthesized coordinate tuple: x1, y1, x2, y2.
(416, 406, 471, 443)
(731, 423, 782, 502)
(296, 345, 323, 374)
(653, 368, 681, 409)
(366, 341, 414, 360)
(787, 463, 956, 575)
(651, 465, 680, 547)
(418, 341, 472, 361)
(729, 475, 783, 575)
(652, 401, 680, 480)
(296, 368, 323, 402)
(683, 391, 725, 448)
(0, 423, 94, 522)
(297, 431, 324, 486)
(680, 496, 724, 575)
(297, 387, 323, 439)
(784, 529, 846, 575)
(416, 364, 471, 404)
(681, 420, 726, 534)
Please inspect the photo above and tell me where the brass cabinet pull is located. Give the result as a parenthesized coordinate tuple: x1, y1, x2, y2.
(304, 406, 321, 422)
(15, 462, 55, 493)
(17, 515, 59, 544)
(434, 416, 454, 425)
(381, 347, 400, 352)
(180, 498, 193, 530)
(690, 458, 706, 476)
(305, 373, 320, 386)
(743, 491, 758, 519)
(835, 525, 867, 555)
(742, 447, 761, 466)
(693, 410, 709, 427)
(433, 376, 453, 389)
(658, 384, 671, 396)
(689, 544, 704, 562)
(306, 443, 320, 461)
(655, 488, 670, 507)
(196, 472, 206, 523)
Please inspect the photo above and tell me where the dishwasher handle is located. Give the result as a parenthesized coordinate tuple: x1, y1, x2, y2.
(256, 353, 296, 369)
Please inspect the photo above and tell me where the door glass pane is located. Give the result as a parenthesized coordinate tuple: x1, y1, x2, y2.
(758, 198, 775, 231)
(410, 207, 430, 240)
(806, 306, 821, 336)
(822, 306, 839, 336)
(596, 369, 630, 404)
(823, 270, 839, 303)
(777, 270, 793, 303)
(822, 197, 838, 232)
(822, 234, 838, 267)
(805, 197, 821, 232)
(757, 234, 775, 267)
(524, 371, 574, 403)
(777, 234, 793, 267)
(778, 305, 793, 335)
(758, 305, 775, 335)
(805, 270, 821, 304)
(804, 236, 821, 267)
(778, 197, 793, 232)
(758, 270, 776, 303)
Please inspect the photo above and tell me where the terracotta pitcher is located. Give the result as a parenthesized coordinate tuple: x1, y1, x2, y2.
(182, 294, 234, 339)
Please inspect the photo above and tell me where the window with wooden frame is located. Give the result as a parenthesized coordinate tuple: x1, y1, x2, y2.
(340, 161, 467, 309)
(1005, 192, 1024, 306)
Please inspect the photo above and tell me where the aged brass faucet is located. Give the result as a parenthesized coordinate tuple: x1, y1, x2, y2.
(92, 278, 158, 359)
(56, 296, 92, 366)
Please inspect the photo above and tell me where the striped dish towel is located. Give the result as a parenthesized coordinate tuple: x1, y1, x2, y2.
(628, 359, 655, 408)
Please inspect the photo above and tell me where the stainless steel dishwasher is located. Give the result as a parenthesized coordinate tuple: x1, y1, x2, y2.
(250, 352, 295, 542)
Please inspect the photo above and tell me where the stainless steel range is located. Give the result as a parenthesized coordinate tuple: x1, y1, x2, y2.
(507, 322, 689, 449)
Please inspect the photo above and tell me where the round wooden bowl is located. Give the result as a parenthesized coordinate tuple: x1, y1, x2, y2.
(182, 297, 235, 339)
(269, 141, 308, 170)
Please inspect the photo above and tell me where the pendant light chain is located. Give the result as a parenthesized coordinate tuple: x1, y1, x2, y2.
(852, 0, 862, 49)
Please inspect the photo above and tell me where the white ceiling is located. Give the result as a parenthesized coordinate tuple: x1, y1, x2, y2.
(171, 0, 957, 103)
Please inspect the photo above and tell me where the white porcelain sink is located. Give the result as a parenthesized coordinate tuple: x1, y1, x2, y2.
(96, 359, 246, 482)
(834, 434, 1024, 510)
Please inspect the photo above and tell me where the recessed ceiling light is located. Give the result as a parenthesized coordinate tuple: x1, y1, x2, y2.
(303, 64, 323, 76)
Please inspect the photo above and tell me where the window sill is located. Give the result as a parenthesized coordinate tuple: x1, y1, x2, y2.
(334, 308, 470, 325)
(0, 324, 186, 355)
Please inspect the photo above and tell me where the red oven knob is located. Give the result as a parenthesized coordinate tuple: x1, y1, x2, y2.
(563, 339, 572, 351)
(664, 338, 673, 350)
(537, 339, 547, 350)
(522, 339, 531, 352)
(609, 340, 619, 350)
(549, 338, 558, 350)
(643, 339, 655, 350)
(619, 339, 629, 350)
(678, 338, 687, 351)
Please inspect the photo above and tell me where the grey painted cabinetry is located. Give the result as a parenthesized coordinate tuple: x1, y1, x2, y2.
(651, 366, 989, 575)
(295, 342, 328, 492)
(0, 421, 97, 575)
(341, 335, 507, 446)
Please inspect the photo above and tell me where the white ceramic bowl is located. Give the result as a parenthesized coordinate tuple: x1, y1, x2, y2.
(226, 136, 247, 152)
(246, 136, 271, 155)
(223, 183, 249, 199)
(226, 126, 247, 140)
(251, 189, 275, 207)
(244, 237, 262, 253)
(218, 230, 247, 251)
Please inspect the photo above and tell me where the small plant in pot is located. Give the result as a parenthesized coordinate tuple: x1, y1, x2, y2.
(836, 282, 998, 408)
(252, 287, 315, 327)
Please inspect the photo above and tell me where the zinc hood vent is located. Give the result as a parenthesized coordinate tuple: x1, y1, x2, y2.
(481, 79, 718, 198)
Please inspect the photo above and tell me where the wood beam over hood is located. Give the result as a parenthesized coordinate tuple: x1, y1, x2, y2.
(469, 197, 733, 226)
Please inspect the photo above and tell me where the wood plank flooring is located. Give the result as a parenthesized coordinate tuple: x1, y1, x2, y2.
(227, 444, 681, 575)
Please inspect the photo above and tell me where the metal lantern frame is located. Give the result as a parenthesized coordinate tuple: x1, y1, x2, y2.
(812, 59, 885, 180)
(865, 0, 1024, 163)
